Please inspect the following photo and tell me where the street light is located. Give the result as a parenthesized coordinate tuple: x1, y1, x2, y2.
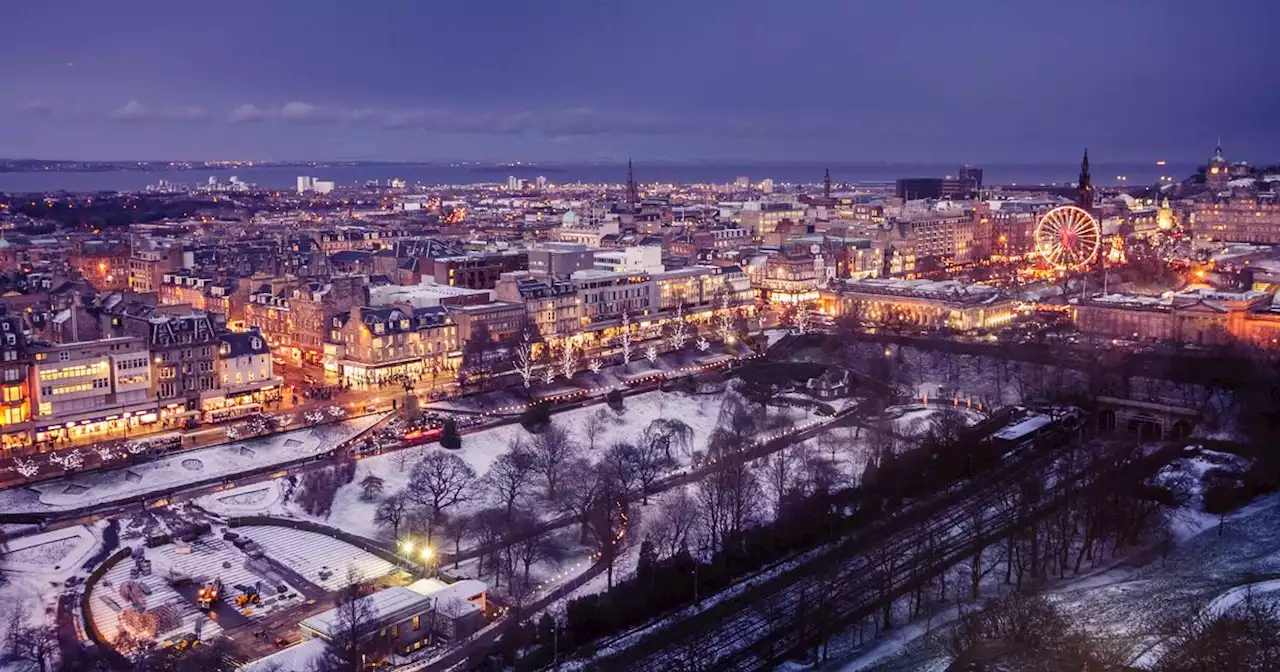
(400, 540, 414, 554)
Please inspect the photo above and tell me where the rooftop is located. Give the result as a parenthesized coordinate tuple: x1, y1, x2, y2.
(834, 278, 1007, 305)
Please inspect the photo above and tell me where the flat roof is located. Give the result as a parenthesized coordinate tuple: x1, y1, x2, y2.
(300, 587, 431, 639)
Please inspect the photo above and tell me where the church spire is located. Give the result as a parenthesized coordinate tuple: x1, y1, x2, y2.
(823, 167, 832, 199)
(1077, 149, 1094, 211)
(626, 158, 638, 208)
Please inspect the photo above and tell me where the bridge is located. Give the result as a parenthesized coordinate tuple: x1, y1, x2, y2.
(1095, 396, 1198, 441)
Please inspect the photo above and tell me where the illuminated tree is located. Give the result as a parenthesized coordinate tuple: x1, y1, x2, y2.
(616, 311, 635, 366)
(666, 304, 691, 351)
(559, 340, 578, 380)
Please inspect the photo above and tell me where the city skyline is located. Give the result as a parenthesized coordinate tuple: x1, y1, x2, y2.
(3, 0, 1280, 164)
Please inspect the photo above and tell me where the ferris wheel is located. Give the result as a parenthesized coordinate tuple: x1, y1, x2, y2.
(1035, 205, 1101, 270)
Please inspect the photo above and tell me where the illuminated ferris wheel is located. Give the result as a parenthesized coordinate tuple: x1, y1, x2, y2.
(1035, 205, 1101, 270)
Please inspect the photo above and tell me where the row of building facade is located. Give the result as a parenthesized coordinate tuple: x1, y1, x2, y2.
(0, 305, 279, 458)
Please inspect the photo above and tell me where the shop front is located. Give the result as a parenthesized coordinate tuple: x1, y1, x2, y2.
(201, 383, 280, 423)
(34, 402, 159, 446)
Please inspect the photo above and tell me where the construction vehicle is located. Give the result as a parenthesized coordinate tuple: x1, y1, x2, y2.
(195, 579, 223, 610)
(234, 582, 262, 608)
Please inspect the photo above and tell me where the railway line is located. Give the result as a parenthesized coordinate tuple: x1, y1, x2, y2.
(601, 426, 1170, 672)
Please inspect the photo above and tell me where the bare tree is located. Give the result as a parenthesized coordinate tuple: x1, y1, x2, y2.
(486, 439, 539, 522)
(641, 417, 695, 463)
(557, 458, 604, 543)
(406, 451, 477, 527)
(7, 625, 56, 672)
(715, 291, 738, 344)
(601, 441, 642, 497)
(559, 340, 578, 380)
(436, 513, 470, 568)
(696, 458, 761, 555)
(762, 444, 802, 519)
(667, 303, 691, 352)
(514, 333, 536, 388)
(582, 410, 607, 451)
(374, 492, 411, 539)
(648, 488, 701, 558)
(588, 473, 637, 589)
(319, 571, 380, 672)
(617, 311, 635, 366)
(510, 515, 561, 599)
(531, 422, 581, 501)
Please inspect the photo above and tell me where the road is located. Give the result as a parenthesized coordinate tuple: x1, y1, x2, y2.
(600, 430, 1173, 672)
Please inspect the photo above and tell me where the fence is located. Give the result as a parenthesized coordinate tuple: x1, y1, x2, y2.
(80, 546, 135, 668)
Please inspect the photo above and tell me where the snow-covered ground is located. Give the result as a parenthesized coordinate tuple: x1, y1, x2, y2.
(833, 491, 1280, 672)
(0, 414, 384, 515)
(215, 389, 808, 543)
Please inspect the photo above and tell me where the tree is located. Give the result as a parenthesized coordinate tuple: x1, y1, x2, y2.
(648, 488, 701, 558)
(318, 572, 379, 672)
(559, 341, 578, 380)
(601, 442, 642, 496)
(439, 418, 462, 450)
(715, 291, 739, 345)
(642, 418, 694, 463)
(588, 472, 636, 589)
(461, 322, 494, 375)
(1159, 590, 1280, 671)
(486, 440, 539, 522)
(374, 493, 410, 539)
(406, 451, 477, 537)
(616, 311, 635, 367)
(645, 344, 659, 365)
(667, 303, 691, 352)
(6, 625, 56, 672)
(531, 422, 580, 501)
(582, 410, 607, 451)
(513, 333, 537, 389)
(509, 514, 559, 601)
(359, 475, 385, 501)
(442, 513, 472, 567)
(558, 459, 604, 543)
(762, 444, 801, 519)
(696, 457, 761, 555)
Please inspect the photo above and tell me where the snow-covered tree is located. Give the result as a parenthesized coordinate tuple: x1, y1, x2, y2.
(715, 292, 737, 344)
(514, 334, 536, 388)
(616, 312, 634, 366)
(645, 344, 658, 365)
(225, 426, 241, 441)
(13, 457, 39, 478)
(588, 359, 602, 375)
(542, 364, 556, 386)
(305, 410, 326, 425)
(125, 441, 147, 455)
(793, 303, 815, 335)
(559, 341, 578, 380)
(49, 449, 84, 471)
(666, 304, 691, 351)
(93, 445, 115, 462)
(696, 337, 710, 352)
(327, 405, 346, 418)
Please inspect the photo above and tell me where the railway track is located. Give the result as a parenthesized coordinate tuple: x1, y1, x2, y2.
(602, 433, 1169, 672)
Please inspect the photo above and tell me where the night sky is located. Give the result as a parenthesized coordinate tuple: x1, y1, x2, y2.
(3, 0, 1278, 164)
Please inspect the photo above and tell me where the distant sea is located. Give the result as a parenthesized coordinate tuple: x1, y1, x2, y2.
(0, 161, 1197, 194)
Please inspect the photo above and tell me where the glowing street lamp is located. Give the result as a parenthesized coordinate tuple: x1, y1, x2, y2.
(400, 540, 414, 554)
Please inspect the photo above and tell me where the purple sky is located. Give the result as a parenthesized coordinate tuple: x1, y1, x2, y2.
(3, 0, 1277, 164)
